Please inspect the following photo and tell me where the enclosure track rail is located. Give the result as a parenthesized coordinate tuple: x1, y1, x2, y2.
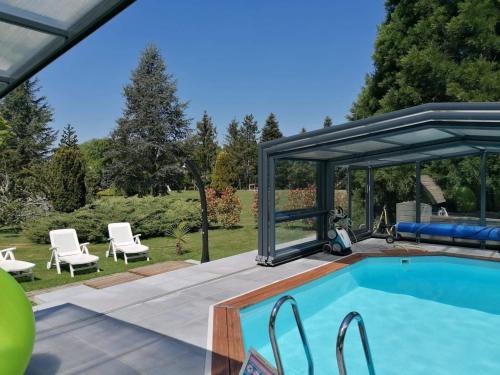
(336, 311, 376, 375)
(269, 295, 314, 375)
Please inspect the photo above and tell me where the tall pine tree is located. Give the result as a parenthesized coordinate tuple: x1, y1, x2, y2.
(260, 113, 282, 142)
(350, 0, 499, 120)
(192, 111, 218, 182)
(323, 116, 333, 128)
(106, 44, 190, 196)
(0, 78, 56, 197)
(59, 124, 78, 148)
(239, 114, 259, 188)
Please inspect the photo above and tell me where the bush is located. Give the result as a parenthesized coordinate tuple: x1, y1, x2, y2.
(216, 187, 242, 229)
(453, 186, 477, 212)
(284, 185, 316, 211)
(23, 195, 200, 243)
(205, 187, 218, 224)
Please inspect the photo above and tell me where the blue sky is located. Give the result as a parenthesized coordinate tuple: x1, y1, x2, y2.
(36, 0, 385, 143)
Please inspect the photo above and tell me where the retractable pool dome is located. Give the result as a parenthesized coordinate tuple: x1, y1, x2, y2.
(257, 102, 500, 266)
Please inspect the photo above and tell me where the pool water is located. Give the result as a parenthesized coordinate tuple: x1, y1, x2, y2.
(240, 256, 500, 375)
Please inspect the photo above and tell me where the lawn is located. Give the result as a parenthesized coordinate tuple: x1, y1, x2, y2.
(0, 191, 259, 292)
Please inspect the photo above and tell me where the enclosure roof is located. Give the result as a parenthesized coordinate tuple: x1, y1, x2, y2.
(261, 102, 500, 167)
(0, 0, 135, 98)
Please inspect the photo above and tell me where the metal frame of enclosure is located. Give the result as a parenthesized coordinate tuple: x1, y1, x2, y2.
(0, 0, 135, 98)
(257, 102, 500, 266)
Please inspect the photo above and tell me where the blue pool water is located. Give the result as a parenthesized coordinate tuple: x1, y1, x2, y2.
(240, 256, 500, 374)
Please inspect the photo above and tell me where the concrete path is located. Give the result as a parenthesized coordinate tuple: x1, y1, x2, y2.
(27, 239, 497, 374)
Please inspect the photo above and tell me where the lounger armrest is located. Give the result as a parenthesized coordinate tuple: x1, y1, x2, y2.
(133, 234, 142, 244)
(49, 246, 58, 252)
(80, 243, 90, 254)
(1, 247, 16, 260)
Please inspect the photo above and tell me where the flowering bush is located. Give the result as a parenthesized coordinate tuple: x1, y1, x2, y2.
(216, 187, 242, 229)
(284, 185, 316, 211)
(205, 187, 219, 224)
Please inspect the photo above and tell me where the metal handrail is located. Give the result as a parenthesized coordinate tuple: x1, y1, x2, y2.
(336, 311, 376, 375)
(268, 295, 314, 375)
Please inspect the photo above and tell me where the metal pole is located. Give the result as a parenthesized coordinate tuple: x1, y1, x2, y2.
(415, 162, 421, 243)
(182, 158, 210, 263)
(480, 152, 487, 249)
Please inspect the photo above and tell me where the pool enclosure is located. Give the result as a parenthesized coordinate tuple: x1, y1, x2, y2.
(257, 102, 500, 265)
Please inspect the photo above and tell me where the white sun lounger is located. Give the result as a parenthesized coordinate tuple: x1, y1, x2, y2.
(107, 222, 150, 264)
(48, 229, 99, 277)
(0, 247, 35, 281)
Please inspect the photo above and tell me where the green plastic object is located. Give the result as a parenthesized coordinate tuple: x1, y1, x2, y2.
(0, 269, 35, 375)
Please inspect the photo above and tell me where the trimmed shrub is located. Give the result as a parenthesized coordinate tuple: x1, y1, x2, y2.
(23, 195, 200, 243)
(216, 187, 242, 229)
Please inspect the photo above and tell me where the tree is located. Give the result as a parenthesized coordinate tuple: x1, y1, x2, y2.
(323, 116, 333, 128)
(80, 138, 113, 199)
(192, 111, 218, 182)
(59, 124, 78, 148)
(0, 117, 12, 147)
(106, 44, 190, 196)
(211, 151, 238, 191)
(223, 119, 243, 188)
(260, 113, 282, 142)
(300, 127, 307, 133)
(239, 114, 259, 187)
(49, 147, 86, 212)
(348, 0, 500, 213)
(350, 0, 499, 120)
(0, 79, 56, 200)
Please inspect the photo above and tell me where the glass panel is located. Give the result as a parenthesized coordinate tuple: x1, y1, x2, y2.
(335, 140, 392, 153)
(0, 0, 102, 29)
(275, 159, 317, 211)
(350, 169, 367, 231)
(421, 155, 480, 226)
(334, 166, 348, 212)
(425, 145, 474, 156)
(486, 154, 500, 226)
(454, 128, 500, 137)
(275, 217, 318, 248)
(373, 165, 415, 225)
(0, 22, 62, 75)
(383, 129, 451, 144)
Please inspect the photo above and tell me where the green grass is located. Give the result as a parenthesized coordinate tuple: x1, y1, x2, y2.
(0, 191, 259, 292)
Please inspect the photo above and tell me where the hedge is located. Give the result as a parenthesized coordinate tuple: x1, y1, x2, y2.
(23, 195, 200, 244)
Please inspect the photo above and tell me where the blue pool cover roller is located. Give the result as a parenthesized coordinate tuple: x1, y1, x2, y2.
(396, 222, 500, 241)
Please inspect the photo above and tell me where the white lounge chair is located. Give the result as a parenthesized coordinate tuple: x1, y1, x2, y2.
(48, 229, 99, 277)
(0, 247, 35, 281)
(107, 222, 150, 264)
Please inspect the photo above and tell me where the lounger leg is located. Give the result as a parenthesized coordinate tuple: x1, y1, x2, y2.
(124, 253, 128, 264)
(69, 264, 74, 278)
(147, 254, 150, 261)
(96, 262, 100, 272)
(56, 260, 61, 274)
(113, 250, 117, 262)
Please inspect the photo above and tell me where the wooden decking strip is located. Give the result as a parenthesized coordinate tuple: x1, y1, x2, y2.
(84, 261, 193, 289)
(129, 260, 192, 276)
(84, 272, 144, 289)
(211, 249, 500, 375)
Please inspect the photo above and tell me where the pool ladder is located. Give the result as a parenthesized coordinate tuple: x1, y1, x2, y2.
(268, 295, 376, 375)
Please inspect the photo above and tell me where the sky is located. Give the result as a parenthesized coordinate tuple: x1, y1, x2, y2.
(36, 0, 386, 144)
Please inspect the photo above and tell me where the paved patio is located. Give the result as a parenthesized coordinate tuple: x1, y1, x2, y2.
(27, 239, 499, 374)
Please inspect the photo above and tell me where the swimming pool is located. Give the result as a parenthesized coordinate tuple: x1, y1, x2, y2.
(239, 256, 500, 375)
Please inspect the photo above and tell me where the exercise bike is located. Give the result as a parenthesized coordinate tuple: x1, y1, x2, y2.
(323, 207, 355, 256)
